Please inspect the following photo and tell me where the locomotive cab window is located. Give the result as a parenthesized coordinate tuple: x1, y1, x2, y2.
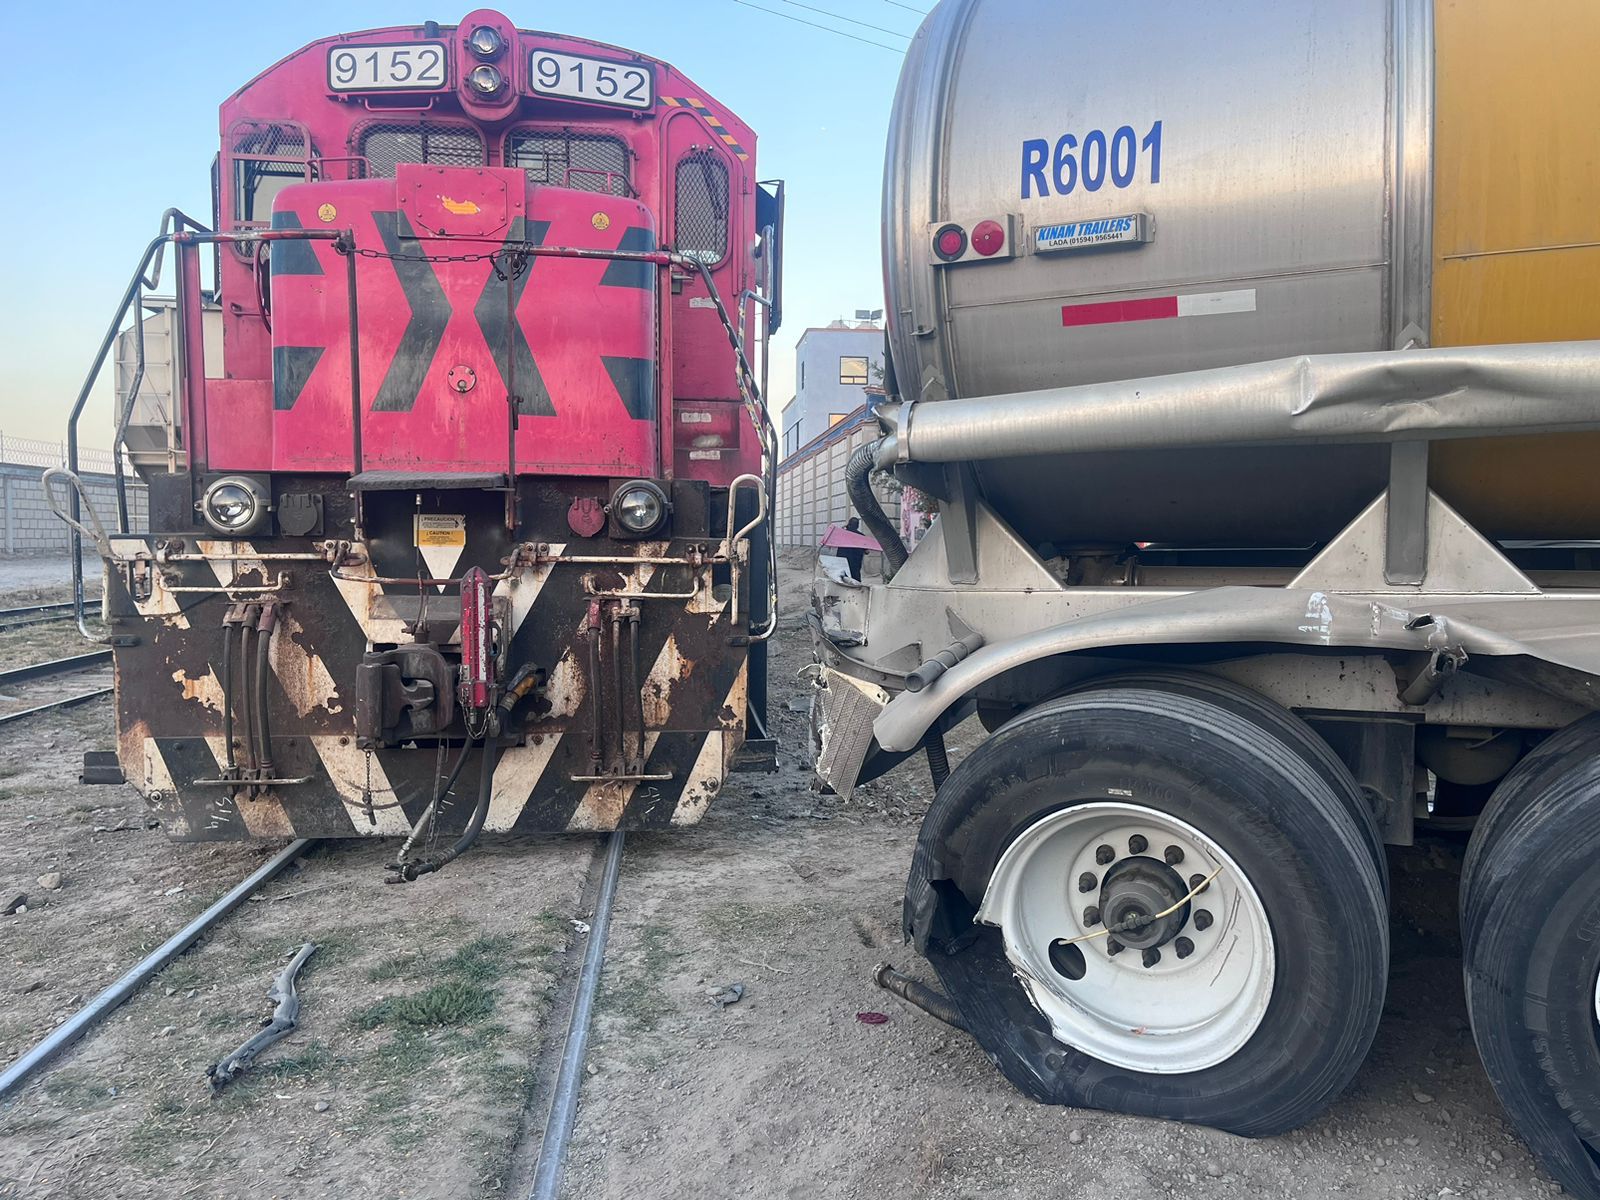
(507, 130, 631, 195)
(675, 150, 730, 264)
(231, 124, 314, 225)
(358, 123, 485, 177)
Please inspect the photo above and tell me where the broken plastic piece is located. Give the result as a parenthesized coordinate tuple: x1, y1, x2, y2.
(206, 942, 317, 1092)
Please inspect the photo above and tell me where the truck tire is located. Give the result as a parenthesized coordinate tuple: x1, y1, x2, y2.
(904, 686, 1387, 1136)
(1460, 713, 1600, 962)
(1464, 748, 1600, 1200)
(1071, 670, 1388, 897)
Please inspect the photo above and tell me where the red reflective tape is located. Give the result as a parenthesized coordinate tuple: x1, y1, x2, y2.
(1061, 296, 1179, 327)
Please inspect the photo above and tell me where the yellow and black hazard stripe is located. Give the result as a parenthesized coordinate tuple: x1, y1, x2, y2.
(661, 96, 750, 161)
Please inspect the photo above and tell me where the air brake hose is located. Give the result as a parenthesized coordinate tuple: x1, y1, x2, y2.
(391, 740, 501, 882)
(846, 441, 909, 579)
(255, 603, 278, 779)
(220, 621, 236, 772)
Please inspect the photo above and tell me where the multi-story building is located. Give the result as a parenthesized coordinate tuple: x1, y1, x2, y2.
(776, 322, 884, 460)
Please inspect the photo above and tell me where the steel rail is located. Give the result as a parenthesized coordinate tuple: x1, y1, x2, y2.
(528, 831, 626, 1200)
(0, 689, 113, 727)
(0, 601, 78, 629)
(0, 651, 113, 687)
(0, 838, 317, 1101)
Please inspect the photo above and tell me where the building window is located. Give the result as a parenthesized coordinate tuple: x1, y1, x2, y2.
(784, 422, 801, 457)
(828, 413, 848, 427)
(800, 362, 805, 389)
(840, 356, 869, 385)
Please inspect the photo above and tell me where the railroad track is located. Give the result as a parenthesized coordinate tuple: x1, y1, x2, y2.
(0, 600, 99, 632)
(0, 650, 114, 725)
(0, 827, 628, 1198)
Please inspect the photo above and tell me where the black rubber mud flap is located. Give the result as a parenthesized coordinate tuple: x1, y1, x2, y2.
(903, 686, 1388, 1137)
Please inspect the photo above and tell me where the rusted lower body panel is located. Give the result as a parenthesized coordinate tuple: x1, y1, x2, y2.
(109, 526, 747, 840)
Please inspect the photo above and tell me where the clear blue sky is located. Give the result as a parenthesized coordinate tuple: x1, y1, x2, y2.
(0, 0, 912, 446)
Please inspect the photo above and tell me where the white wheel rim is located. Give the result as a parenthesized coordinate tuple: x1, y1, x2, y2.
(976, 801, 1275, 1074)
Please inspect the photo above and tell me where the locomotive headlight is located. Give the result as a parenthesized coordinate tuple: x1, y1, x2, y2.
(610, 481, 669, 536)
(466, 25, 504, 59)
(199, 476, 270, 535)
(466, 64, 505, 96)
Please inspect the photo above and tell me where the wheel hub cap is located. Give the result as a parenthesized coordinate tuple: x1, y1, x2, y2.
(976, 801, 1276, 1074)
(1099, 857, 1190, 950)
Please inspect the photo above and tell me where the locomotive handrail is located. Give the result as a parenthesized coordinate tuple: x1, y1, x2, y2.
(64, 211, 210, 642)
(68, 220, 780, 640)
(60, 215, 351, 644)
(725, 473, 768, 626)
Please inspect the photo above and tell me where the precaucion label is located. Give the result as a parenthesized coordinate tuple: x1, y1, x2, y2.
(414, 514, 466, 547)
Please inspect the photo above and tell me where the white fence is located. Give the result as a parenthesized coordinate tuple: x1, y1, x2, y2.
(775, 409, 901, 550)
(0, 437, 146, 557)
(0, 433, 126, 476)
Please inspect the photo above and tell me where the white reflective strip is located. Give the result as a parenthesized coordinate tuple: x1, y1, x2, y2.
(203, 733, 294, 837)
(486, 734, 565, 830)
(566, 732, 660, 831)
(670, 731, 725, 826)
(1175, 288, 1256, 318)
(499, 542, 568, 641)
(313, 737, 415, 835)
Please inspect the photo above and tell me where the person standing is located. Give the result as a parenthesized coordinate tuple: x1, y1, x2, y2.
(840, 517, 867, 581)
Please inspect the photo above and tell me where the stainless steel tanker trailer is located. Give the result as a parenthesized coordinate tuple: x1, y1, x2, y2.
(810, 0, 1600, 1191)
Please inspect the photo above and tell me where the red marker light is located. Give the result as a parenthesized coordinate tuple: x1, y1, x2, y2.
(934, 224, 967, 261)
(971, 219, 1005, 256)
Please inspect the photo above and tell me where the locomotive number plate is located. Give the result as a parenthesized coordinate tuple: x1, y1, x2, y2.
(328, 43, 448, 92)
(529, 50, 653, 110)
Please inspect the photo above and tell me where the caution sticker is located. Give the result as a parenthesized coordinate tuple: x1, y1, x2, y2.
(415, 514, 466, 547)
(415, 515, 467, 590)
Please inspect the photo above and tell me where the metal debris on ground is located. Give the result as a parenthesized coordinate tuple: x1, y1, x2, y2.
(205, 942, 318, 1093)
(707, 982, 745, 1008)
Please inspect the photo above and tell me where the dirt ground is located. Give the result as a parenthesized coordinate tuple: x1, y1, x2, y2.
(0, 554, 1568, 1200)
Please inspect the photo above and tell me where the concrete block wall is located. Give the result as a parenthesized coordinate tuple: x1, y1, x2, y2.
(0, 462, 149, 557)
(775, 413, 900, 551)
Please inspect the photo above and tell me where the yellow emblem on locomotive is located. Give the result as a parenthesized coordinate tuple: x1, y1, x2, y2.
(316, 202, 337, 223)
(592, 211, 612, 231)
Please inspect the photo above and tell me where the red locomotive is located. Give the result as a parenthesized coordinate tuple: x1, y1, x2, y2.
(50, 9, 781, 871)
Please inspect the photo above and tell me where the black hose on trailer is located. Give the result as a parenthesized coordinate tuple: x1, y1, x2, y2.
(925, 722, 951, 789)
(846, 441, 908, 578)
(392, 740, 501, 882)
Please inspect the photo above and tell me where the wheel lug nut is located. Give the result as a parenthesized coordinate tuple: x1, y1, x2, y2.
(1193, 909, 1213, 931)
(1106, 938, 1125, 956)
(1095, 844, 1115, 865)
(1083, 905, 1101, 926)
(1164, 844, 1185, 866)
(1141, 947, 1161, 969)
(1175, 936, 1194, 959)
(1077, 872, 1098, 894)
(1128, 834, 1148, 855)
(1189, 872, 1210, 895)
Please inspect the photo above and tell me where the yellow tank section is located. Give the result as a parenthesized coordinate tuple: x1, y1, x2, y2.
(1430, 0, 1600, 537)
